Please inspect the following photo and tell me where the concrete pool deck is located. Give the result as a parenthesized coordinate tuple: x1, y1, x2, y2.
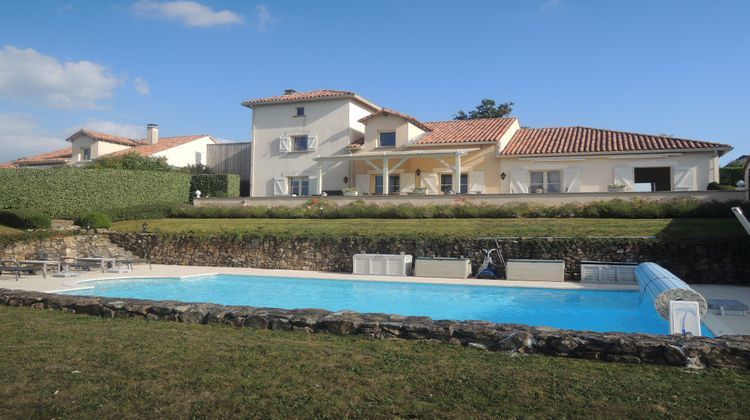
(1, 264, 748, 336)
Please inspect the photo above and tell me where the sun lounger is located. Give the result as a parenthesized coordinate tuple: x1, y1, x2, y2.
(112, 254, 151, 271)
(0, 260, 35, 281)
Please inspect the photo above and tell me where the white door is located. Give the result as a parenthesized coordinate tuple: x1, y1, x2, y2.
(306, 135, 318, 151)
(563, 167, 581, 193)
(400, 173, 416, 193)
(278, 136, 291, 154)
(273, 177, 288, 196)
(421, 172, 439, 194)
(673, 166, 697, 191)
(509, 169, 529, 194)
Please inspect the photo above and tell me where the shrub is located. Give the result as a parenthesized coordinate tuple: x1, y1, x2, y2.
(0, 209, 52, 229)
(74, 212, 112, 229)
(104, 203, 183, 221)
(190, 174, 240, 199)
(720, 166, 744, 186)
(86, 152, 172, 171)
(0, 168, 191, 218)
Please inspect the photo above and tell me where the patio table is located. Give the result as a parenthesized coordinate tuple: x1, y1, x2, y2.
(17, 260, 62, 279)
(76, 257, 117, 273)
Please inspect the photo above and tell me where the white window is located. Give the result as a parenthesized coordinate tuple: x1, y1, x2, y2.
(374, 175, 400, 194)
(195, 151, 202, 164)
(289, 176, 310, 196)
(292, 135, 308, 152)
(529, 170, 561, 193)
(440, 173, 468, 194)
(82, 148, 91, 161)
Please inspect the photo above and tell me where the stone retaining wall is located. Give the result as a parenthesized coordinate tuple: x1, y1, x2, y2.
(0, 233, 135, 261)
(110, 233, 750, 284)
(1, 288, 748, 369)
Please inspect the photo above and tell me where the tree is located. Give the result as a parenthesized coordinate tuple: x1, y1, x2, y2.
(85, 152, 172, 171)
(180, 163, 213, 174)
(454, 99, 514, 120)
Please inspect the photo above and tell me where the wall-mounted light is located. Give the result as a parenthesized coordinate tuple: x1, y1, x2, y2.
(343, 176, 349, 184)
(500, 172, 506, 180)
(416, 168, 421, 176)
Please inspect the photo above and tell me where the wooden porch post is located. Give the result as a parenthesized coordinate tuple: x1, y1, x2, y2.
(453, 152, 462, 193)
(383, 157, 390, 195)
(317, 161, 323, 195)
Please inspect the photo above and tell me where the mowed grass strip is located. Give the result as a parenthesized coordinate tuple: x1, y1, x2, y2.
(0, 306, 748, 418)
(112, 217, 745, 240)
(0, 224, 22, 237)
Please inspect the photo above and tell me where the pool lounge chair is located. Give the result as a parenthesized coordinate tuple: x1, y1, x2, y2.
(112, 254, 151, 271)
(0, 260, 35, 281)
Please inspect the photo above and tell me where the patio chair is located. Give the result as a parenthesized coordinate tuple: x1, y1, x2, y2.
(0, 260, 35, 281)
(113, 254, 151, 271)
(60, 256, 96, 272)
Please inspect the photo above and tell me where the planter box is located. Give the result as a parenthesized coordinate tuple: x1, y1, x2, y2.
(506, 259, 565, 282)
(414, 257, 472, 279)
(343, 191, 359, 197)
(353, 254, 413, 276)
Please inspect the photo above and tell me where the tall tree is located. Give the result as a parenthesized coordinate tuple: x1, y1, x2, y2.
(454, 99, 513, 120)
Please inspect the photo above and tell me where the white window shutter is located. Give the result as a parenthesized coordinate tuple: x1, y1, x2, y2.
(421, 172, 439, 193)
(509, 169, 529, 194)
(673, 166, 697, 191)
(355, 174, 370, 194)
(613, 167, 635, 190)
(468, 171, 485, 194)
(279, 136, 291, 154)
(307, 135, 318, 151)
(400, 173, 416, 192)
(563, 167, 581, 193)
(273, 177, 288, 196)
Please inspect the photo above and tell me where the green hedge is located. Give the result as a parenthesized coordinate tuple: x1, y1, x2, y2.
(0, 168, 191, 218)
(720, 167, 744, 186)
(172, 198, 750, 220)
(0, 209, 52, 229)
(74, 212, 112, 229)
(190, 174, 240, 199)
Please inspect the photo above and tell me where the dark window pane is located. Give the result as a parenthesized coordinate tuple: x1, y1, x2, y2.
(293, 136, 308, 151)
(440, 174, 452, 193)
(379, 132, 396, 147)
(296, 107, 304, 116)
(375, 175, 383, 194)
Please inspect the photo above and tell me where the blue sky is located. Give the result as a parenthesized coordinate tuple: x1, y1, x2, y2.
(0, 0, 748, 164)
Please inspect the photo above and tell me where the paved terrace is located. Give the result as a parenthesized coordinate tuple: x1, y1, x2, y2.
(1, 264, 748, 336)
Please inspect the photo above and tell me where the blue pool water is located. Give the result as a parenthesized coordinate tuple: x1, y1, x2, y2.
(56, 274, 704, 335)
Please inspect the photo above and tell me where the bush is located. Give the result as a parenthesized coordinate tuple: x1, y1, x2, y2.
(104, 203, 183, 221)
(720, 167, 744, 186)
(74, 212, 112, 229)
(0, 168, 192, 218)
(0, 209, 52, 229)
(190, 174, 240, 199)
(86, 152, 172, 171)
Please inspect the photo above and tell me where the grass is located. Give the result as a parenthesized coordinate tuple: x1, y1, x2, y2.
(112, 217, 746, 240)
(0, 224, 22, 236)
(0, 306, 748, 418)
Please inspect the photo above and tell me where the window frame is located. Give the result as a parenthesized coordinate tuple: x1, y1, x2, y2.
(378, 131, 396, 148)
(529, 170, 562, 193)
(291, 135, 309, 152)
(374, 174, 401, 195)
(295, 107, 305, 117)
(440, 173, 468, 194)
(82, 148, 91, 161)
(288, 176, 310, 196)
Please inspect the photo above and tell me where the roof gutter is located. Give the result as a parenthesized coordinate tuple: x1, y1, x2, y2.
(501, 146, 733, 159)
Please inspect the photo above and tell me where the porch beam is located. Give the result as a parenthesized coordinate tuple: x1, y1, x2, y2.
(436, 158, 452, 169)
(364, 159, 380, 171)
(390, 158, 409, 171)
(317, 162, 323, 195)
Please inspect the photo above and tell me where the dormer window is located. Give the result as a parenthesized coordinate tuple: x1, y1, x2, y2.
(379, 132, 396, 147)
(295, 107, 305, 117)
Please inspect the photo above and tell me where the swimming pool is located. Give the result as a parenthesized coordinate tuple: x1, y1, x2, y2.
(59, 274, 706, 335)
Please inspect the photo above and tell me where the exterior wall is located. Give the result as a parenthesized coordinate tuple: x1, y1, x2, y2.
(153, 137, 215, 167)
(70, 136, 131, 162)
(250, 99, 374, 197)
(360, 115, 410, 151)
(207, 142, 253, 196)
(498, 151, 719, 193)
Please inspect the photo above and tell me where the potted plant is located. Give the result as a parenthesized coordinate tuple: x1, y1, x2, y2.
(409, 187, 429, 195)
(608, 183, 626, 192)
(343, 187, 359, 197)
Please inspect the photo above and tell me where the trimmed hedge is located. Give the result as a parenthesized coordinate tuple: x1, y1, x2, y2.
(74, 212, 112, 229)
(190, 174, 240, 199)
(720, 167, 744, 186)
(0, 209, 52, 229)
(0, 168, 191, 218)
(173, 198, 750, 220)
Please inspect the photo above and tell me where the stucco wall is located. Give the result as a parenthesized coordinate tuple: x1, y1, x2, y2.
(153, 137, 214, 167)
(250, 99, 374, 196)
(71, 136, 131, 162)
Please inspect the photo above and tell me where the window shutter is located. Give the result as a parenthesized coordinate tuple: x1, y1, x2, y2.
(421, 172, 439, 193)
(279, 136, 291, 154)
(509, 169, 529, 194)
(400, 173, 416, 192)
(355, 174, 370, 194)
(673, 166, 697, 191)
(468, 171, 485, 194)
(273, 177, 288, 196)
(307, 135, 318, 151)
(563, 167, 581, 192)
(613, 167, 635, 190)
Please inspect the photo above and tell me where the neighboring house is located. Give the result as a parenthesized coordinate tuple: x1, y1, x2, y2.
(2, 124, 217, 168)
(243, 89, 732, 197)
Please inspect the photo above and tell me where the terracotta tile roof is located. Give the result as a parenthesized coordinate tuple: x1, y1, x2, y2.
(358, 108, 433, 132)
(106, 135, 211, 158)
(242, 89, 380, 110)
(10, 147, 72, 167)
(503, 126, 732, 156)
(66, 129, 142, 147)
(413, 117, 518, 145)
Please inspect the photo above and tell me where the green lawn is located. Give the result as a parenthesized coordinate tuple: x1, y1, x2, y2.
(112, 217, 745, 240)
(0, 306, 748, 418)
(0, 224, 22, 236)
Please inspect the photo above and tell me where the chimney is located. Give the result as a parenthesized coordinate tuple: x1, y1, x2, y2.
(147, 124, 159, 144)
(283, 89, 297, 95)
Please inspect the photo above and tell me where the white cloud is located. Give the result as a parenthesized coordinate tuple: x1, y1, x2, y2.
(541, 0, 562, 12)
(0, 114, 61, 162)
(132, 1, 243, 28)
(255, 5, 273, 31)
(80, 119, 145, 139)
(0, 46, 122, 110)
(134, 77, 150, 95)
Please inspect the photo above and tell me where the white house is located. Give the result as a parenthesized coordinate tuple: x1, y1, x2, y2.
(242, 89, 732, 197)
(2, 124, 217, 168)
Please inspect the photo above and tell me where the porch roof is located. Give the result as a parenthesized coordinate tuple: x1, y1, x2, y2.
(314, 148, 480, 162)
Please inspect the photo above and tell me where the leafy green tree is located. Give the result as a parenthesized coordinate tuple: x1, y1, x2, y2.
(86, 152, 172, 171)
(454, 99, 514, 120)
(180, 163, 213, 174)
